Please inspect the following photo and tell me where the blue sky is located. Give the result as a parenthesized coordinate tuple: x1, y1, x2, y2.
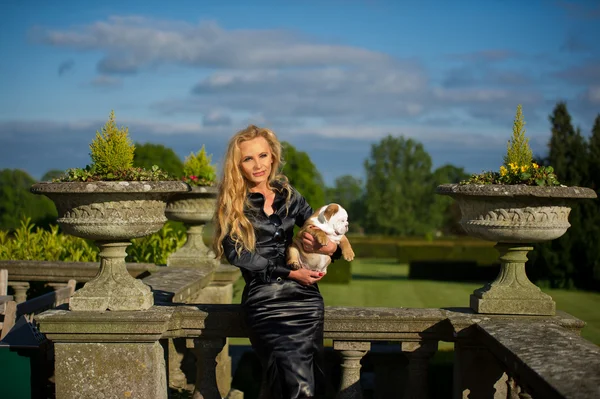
(1, 0, 599, 184)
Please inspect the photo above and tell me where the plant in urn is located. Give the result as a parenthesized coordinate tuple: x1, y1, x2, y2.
(165, 145, 219, 270)
(31, 111, 189, 311)
(436, 105, 597, 315)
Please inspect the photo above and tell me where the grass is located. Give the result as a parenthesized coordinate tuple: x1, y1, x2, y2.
(232, 258, 600, 345)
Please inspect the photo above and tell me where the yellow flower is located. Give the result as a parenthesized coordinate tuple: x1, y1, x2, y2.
(520, 165, 528, 173)
(500, 166, 508, 176)
(532, 163, 539, 169)
(509, 163, 519, 172)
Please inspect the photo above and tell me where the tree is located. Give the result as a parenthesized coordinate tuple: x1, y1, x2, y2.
(431, 164, 469, 235)
(531, 103, 592, 288)
(0, 169, 57, 231)
(575, 114, 600, 290)
(133, 142, 184, 178)
(589, 114, 600, 191)
(325, 175, 366, 234)
(548, 102, 587, 186)
(281, 142, 325, 209)
(363, 135, 437, 236)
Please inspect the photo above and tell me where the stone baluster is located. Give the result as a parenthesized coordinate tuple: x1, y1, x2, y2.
(10, 282, 29, 303)
(402, 340, 438, 399)
(188, 337, 226, 399)
(334, 341, 370, 399)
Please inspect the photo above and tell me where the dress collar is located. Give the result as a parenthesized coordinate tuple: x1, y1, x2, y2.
(246, 181, 286, 211)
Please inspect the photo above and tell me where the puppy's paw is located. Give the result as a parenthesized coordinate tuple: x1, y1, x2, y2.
(342, 248, 355, 262)
(288, 262, 301, 270)
(317, 235, 329, 246)
(311, 231, 329, 246)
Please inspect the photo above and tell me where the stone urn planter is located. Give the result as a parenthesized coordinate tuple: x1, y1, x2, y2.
(436, 184, 597, 315)
(31, 181, 190, 311)
(164, 186, 219, 270)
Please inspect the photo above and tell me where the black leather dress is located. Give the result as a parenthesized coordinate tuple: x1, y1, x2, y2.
(223, 185, 326, 399)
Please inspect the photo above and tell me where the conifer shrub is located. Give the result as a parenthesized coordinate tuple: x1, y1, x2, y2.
(463, 105, 560, 186)
(89, 110, 135, 175)
(181, 145, 217, 186)
(57, 111, 173, 182)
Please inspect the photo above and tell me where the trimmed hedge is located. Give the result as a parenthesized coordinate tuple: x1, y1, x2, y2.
(320, 259, 351, 284)
(409, 260, 499, 282)
(348, 236, 499, 265)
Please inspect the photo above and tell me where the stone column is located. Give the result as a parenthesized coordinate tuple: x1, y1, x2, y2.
(36, 308, 172, 399)
(11, 281, 29, 303)
(453, 341, 507, 399)
(402, 340, 437, 399)
(188, 337, 226, 399)
(334, 341, 370, 399)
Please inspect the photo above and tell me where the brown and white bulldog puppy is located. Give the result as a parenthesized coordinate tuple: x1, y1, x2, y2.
(287, 203, 355, 274)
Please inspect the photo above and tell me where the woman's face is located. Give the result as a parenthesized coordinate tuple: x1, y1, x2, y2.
(239, 136, 274, 188)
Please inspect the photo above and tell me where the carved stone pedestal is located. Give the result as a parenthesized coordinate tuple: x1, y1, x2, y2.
(471, 244, 555, 315)
(165, 186, 219, 270)
(436, 184, 597, 316)
(70, 242, 153, 311)
(30, 180, 190, 312)
(36, 308, 173, 399)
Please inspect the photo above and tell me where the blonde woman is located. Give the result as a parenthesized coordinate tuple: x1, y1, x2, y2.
(214, 125, 339, 399)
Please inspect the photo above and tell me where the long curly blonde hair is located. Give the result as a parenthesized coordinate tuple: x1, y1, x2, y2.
(213, 125, 291, 258)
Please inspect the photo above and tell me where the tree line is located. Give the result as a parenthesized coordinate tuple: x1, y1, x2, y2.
(529, 103, 600, 290)
(1, 103, 598, 289)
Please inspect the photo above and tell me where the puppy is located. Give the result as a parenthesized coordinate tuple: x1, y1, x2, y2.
(287, 203, 355, 274)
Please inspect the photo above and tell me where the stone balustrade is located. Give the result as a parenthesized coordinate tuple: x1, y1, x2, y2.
(0, 260, 158, 303)
(9, 261, 599, 398)
(36, 304, 599, 399)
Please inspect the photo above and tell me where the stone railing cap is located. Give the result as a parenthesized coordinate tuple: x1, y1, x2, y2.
(189, 185, 218, 194)
(436, 183, 597, 199)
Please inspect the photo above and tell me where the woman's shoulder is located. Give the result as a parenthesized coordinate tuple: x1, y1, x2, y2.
(273, 179, 303, 198)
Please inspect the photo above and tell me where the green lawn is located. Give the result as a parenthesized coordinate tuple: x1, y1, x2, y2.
(232, 258, 600, 345)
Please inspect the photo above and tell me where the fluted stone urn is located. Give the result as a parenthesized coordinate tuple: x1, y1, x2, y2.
(436, 184, 597, 315)
(165, 185, 219, 270)
(31, 181, 190, 311)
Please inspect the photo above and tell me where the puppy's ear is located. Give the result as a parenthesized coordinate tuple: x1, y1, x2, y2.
(318, 204, 339, 223)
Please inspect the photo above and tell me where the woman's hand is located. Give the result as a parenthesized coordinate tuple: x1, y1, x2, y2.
(288, 268, 324, 286)
(302, 226, 337, 256)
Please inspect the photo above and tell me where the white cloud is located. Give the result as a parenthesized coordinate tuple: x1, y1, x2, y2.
(30, 15, 594, 142)
(90, 75, 122, 87)
(34, 17, 395, 73)
(585, 85, 600, 103)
